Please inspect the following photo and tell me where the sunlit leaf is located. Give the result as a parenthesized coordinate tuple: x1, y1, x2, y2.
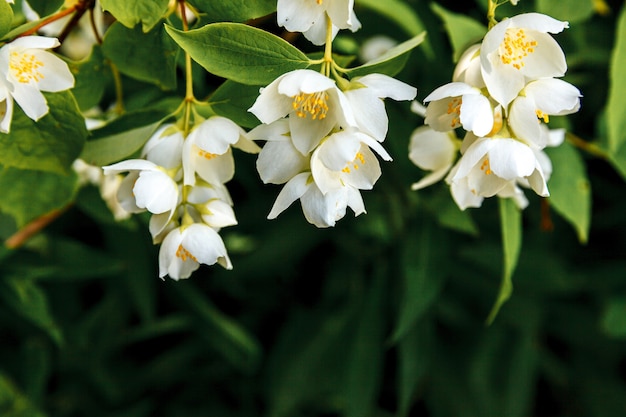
(165, 23, 310, 85)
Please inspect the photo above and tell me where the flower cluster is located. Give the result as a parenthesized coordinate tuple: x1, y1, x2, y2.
(249, 0, 416, 228)
(103, 118, 260, 280)
(0, 36, 74, 133)
(409, 13, 581, 210)
(249, 69, 415, 227)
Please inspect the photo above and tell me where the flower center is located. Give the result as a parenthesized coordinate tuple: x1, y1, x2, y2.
(536, 109, 549, 123)
(446, 97, 462, 128)
(176, 244, 197, 262)
(10, 51, 45, 84)
(342, 152, 365, 174)
(197, 149, 218, 160)
(499, 28, 537, 70)
(480, 158, 492, 175)
(292, 92, 329, 120)
(316, 0, 323, 4)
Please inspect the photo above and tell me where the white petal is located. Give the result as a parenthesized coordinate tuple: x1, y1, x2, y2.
(202, 199, 238, 228)
(509, 96, 544, 148)
(459, 93, 494, 137)
(134, 170, 179, 214)
(190, 116, 241, 155)
(32, 50, 74, 92)
(248, 80, 292, 124)
(488, 139, 536, 179)
(526, 78, 581, 115)
(103, 159, 159, 175)
(277, 69, 336, 96)
(345, 87, 388, 141)
(268, 172, 312, 219)
(11, 84, 48, 121)
(408, 126, 456, 171)
(424, 82, 477, 103)
(355, 73, 417, 101)
(277, 0, 322, 33)
(257, 140, 309, 184)
(182, 224, 230, 269)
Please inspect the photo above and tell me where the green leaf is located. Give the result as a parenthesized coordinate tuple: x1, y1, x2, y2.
(345, 272, 385, 417)
(165, 23, 310, 85)
(344, 32, 426, 78)
(172, 283, 262, 373)
(536, 0, 595, 23)
(99, 0, 169, 31)
(0, 166, 78, 227)
(609, 139, 626, 181)
(0, 373, 47, 417)
(0, 91, 87, 175)
(606, 5, 626, 152)
(431, 3, 487, 62)
(0, 278, 63, 345)
(486, 198, 522, 324)
(209, 80, 263, 128)
(187, 0, 276, 22)
(102, 22, 178, 90)
(546, 141, 591, 243)
(67, 45, 109, 111)
(80, 109, 168, 166)
(0, 0, 13, 39)
(358, 0, 426, 37)
(602, 298, 626, 338)
(390, 220, 446, 343)
(397, 321, 432, 417)
(26, 0, 64, 17)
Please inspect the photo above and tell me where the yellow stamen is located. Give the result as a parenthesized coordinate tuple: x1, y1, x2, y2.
(342, 152, 365, 174)
(499, 28, 538, 70)
(480, 159, 492, 175)
(176, 244, 197, 262)
(447, 97, 462, 128)
(292, 92, 329, 120)
(198, 149, 217, 160)
(10, 52, 45, 84)
(536, 109, 549, 123)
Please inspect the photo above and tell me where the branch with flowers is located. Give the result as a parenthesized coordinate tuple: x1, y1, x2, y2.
(1, 0, 626, 416)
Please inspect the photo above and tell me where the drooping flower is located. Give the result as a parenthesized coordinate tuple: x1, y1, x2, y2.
(450, 136, 549, 200)
(182, 116, 259, 186)
(408, 126, 458, 190)
(277, 0, 361, 45)
(508, 78, 581, 148)
(343, 73, 417, 142)
(480, 13, 569, 107)
(0, 36, 74, 133)
(424, 82, 496, 137)
(267, 172, 366, 228)
(452, 43, 484, 87)
(310, 129, 391, 195)
(103, 159, 180, 217)
(159, 223, 232, 280)
(249, 69, 357, 154)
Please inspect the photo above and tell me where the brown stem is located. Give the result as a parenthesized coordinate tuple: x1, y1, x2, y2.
(5, 206, 71, 250)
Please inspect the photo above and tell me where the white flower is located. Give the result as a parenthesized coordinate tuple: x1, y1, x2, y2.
(480, 13, 569, 107)
(451, 136, 549, 199)
(409, 126, 458, 190)
(424, 82, 495, 137)
(187, 185, 237, 229)
(446, 162, 529, 210)
(159, 223, 232, 280)
(0, 36, 74, 133)
(103, 159, 180, 216)
(277, 0, 361, 45)
(249, 69, 357, 154)
(344, 73, 417, 142)
(359, 35, 398, 63)
(452, 43, 484, 88)
(508, 78, 581, 148)
(310, 129, 391, 195)
(250, 119, 310, 185)
(267, 172, 365, 228)
(182, 116, 259, 186)
(142, 124, 185, 169)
